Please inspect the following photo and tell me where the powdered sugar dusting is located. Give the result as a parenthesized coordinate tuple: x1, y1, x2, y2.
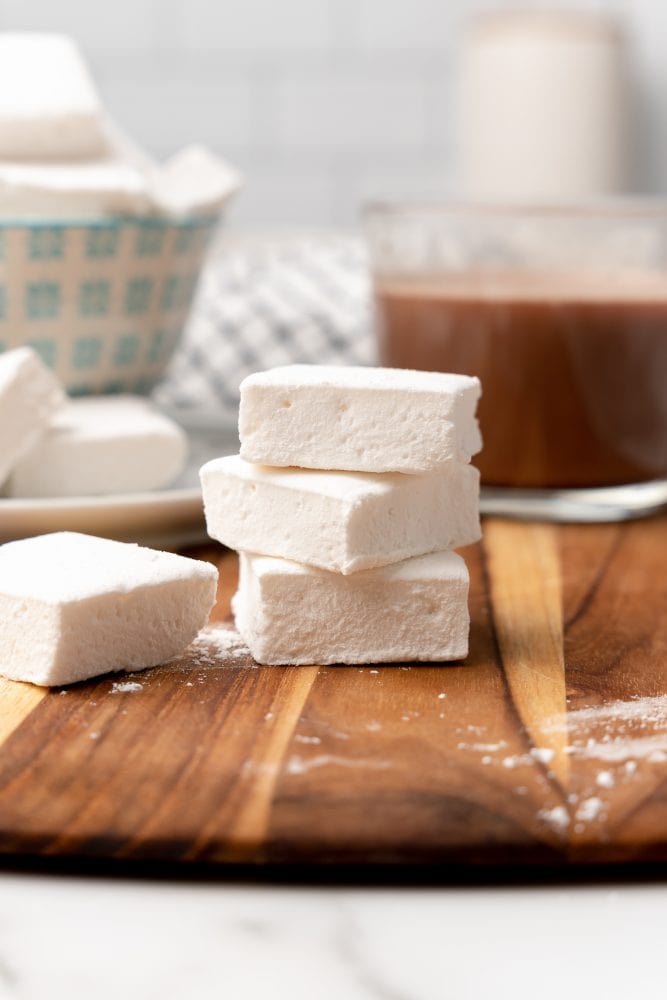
(286, 754, 392, 776)
(560, 695, 667, 764)
(539, 806, 570, 832)
(540, 695, 667, 765)
(501, 754, 526, 769)
(446, 692, 667, 836)
(457, 741, 508, 753)
(575, 796, 605, 823)
(573, 734, 667, 762)
(530, 747, 555, 765)
(111, 680, 143, 694)
(163, 623, 253, 674)
(553, 695, 667, 733)
(189, 624, 251, 664)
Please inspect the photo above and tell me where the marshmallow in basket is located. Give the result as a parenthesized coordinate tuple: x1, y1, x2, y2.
(0, 32, 242, 218)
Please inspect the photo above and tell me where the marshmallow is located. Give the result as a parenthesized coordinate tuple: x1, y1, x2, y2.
(233, 550, 470, 664)
(0, 532, 218, 687)
(0, 34, 110, 160)
(0, 160, 151, 217)
(200, 454, 480, 575)
(150, 144, 242, 217)
(7, 396, 188, 498)
(0, 347, 65, 487)
(239, 365, 482, 474)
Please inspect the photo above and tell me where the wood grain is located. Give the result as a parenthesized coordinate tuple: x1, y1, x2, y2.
(484, 521, 569, 788)
(191, 666, 319, 861)
(0, 517, 666, 867)
(0, 678, 45, 747)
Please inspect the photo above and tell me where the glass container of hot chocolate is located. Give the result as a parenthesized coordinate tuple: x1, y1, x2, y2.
(364, 201, 667, 521)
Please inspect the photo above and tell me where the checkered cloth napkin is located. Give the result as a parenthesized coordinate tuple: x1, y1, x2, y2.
(155, 232, 375, 421)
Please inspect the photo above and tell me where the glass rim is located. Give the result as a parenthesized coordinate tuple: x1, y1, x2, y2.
(362, 198, 667, 222)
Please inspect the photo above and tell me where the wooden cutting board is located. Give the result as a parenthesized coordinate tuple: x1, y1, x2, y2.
(1, 515, 666, 867)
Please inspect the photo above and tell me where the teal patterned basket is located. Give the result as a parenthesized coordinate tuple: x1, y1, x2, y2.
(0, 215, 218, 395)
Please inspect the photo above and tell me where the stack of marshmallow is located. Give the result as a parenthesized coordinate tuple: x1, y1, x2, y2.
(200, 365, 482, 665)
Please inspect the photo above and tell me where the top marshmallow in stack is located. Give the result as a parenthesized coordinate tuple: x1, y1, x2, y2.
(239, 365, 482, 474)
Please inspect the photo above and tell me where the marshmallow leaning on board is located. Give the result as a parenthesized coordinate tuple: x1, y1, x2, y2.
(239, 365, 482, 473)
(200, 453, 481, 575)
(233, 550, 470, 665)
(0, 33, 109, 161)
(7, 396, 188, 498)
(0, 533, 218, 687)
(0, 347, 65, 488)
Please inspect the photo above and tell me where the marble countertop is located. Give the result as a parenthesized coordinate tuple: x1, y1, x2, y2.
(0, 873, 664, 999)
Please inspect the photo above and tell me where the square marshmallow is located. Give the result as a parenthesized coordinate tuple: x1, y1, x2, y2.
(0, 160, 151, 217)
(0, 532, 218, 687)
(7, 396, 188, 498)
(200, 454, 480, 575)
(0, 347, 65, 487)
(239, 365, 482, 473)
(233, 550, 470, 665)
(0, 34, 109, 160)
(150, 144, 242, 217)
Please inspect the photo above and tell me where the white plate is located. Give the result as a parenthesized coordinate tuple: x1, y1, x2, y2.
(0, 414, 238, 550)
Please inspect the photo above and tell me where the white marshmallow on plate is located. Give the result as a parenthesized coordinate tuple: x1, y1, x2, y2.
(0, 347, 65, 488)
(233, 550, 470, 665)
(6, 396, 188, 498)
(0, 160, 151, 217)
(0, 34, 110, 161)
(149, 144, 242, 217)
(239, 365, 482, 474)
(0, 532, 218, 687)
(200, 454, 480, 575)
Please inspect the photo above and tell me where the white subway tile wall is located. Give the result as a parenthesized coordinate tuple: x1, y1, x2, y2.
(0, 0, 664, 224)
(182, 0, 335, 52)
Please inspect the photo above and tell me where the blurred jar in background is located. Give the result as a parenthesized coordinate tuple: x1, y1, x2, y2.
(365, 201, 667, 494)
(458, 6, 630, 201)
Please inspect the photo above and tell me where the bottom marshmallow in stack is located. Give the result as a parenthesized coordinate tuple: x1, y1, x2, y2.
(232, 551, 471, 665)
(200, 364, 482, 665)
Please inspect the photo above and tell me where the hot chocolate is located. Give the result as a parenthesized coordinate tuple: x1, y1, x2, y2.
(374, 273, 667, 488)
